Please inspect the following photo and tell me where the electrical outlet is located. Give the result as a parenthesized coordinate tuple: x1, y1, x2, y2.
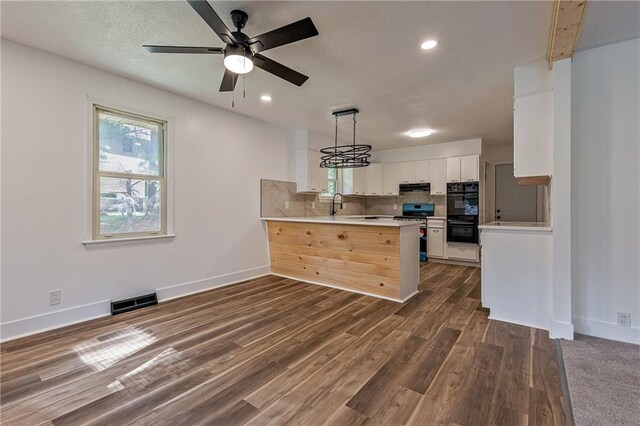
(49, 290, 61, 306)
(285, 201, 290, 210)
(343, 202, 347, 209)
(393, 204, 398, 210)
(312, 202, 316, 209)
(617, 312, 631, 327)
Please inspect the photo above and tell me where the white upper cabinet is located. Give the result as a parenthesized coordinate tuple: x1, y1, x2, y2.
(513, 60, 553, 179)
(318, 164, 329, 193)
(382, 163, 399, 196)
(446, 157, 462, 183)
(295, 148, 329, 193)
(399, 160, 429, 184)
(399, 162, 415, 184)
(460, 155, 479, 182)
(415, 160, 430, 183)
(295, 148, 318, 192)
(513, 91, 553, 178)
(447, 155, 479, 183)
(365, 164, 384, 196)
(354, 167, 366, 195)
(343, 167, 366, 196)
(429, 159, 447, 195)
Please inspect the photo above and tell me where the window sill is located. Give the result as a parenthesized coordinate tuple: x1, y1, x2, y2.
(83, 234, 176, 247)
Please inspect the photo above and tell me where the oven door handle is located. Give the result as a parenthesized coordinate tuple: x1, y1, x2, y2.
(447, 220, 476, 226)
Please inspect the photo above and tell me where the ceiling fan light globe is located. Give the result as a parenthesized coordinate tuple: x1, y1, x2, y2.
(408, 129, 433, 138)
(223, 54, 254, 74)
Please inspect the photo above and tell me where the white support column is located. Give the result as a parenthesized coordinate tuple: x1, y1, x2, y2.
(550, 58, 574, 339)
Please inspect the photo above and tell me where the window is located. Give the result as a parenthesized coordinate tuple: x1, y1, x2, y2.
(93, 106, 166, 239)
(320, 168, 341, 201)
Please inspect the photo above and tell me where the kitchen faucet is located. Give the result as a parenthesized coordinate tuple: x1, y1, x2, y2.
(331, 192, 343, 216)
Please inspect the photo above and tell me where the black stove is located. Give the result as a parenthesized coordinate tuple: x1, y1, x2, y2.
(394, 203, 435, 221)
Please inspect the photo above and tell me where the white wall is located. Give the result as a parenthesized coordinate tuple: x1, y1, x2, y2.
(551, 58, 573, 339)
(571, 38, 640, 344)
(0, 40, 293, 340)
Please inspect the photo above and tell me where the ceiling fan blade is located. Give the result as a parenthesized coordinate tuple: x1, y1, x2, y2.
(143, 45, 224, 54)
(253, 54, 309, 87)
(187, 0, 238, 45)
(248, 17, 318, 53)
(219, 69, 238, 92)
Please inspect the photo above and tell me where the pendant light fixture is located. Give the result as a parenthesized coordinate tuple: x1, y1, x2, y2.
(320, 108, 371, 168)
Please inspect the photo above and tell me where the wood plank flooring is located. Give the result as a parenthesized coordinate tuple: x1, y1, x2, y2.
(0, 263, 567, 425)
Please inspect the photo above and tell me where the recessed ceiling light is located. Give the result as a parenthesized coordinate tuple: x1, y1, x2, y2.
(408, 129, 433, 138)
(421, 40, 438, 50)
(260, 95, 272, 102)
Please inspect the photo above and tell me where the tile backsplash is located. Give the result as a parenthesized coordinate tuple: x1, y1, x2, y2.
(260, 180, 305, 217)
(260, 179, 445, 218)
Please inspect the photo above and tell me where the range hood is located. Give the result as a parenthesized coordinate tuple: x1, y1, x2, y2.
(399, 183, 431, 193)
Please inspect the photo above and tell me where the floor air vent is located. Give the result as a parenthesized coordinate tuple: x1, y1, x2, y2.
(111, 293, 158, 315)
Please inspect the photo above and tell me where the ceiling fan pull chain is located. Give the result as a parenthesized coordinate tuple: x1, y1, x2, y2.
(243, 75, 246, 99)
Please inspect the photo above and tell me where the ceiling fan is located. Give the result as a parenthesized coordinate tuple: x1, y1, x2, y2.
(143, 0, 319, 92)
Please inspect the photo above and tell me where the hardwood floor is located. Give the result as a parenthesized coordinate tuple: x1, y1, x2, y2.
(0, 263, 567, 425)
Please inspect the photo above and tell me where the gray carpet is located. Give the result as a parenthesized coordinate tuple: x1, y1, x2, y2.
(561, 334, 640, 426)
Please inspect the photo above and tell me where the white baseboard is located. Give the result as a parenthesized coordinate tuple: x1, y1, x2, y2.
(156, 265, 270, 301)
(0, 265, 271, 343)
(488, 314, 550, 331)
(427, 258, 480, 268)
(0, 300, 111, 343)
(572, 316, 640, 345)
(550, 319, 575, 340)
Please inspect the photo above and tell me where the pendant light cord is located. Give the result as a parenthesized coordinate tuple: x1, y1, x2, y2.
(353, 112, 357, 163)
(334, 115, 338, 153)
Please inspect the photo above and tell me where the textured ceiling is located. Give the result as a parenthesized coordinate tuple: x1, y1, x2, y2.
(1, 1, 637, 150)
(577, 0, 640, 51)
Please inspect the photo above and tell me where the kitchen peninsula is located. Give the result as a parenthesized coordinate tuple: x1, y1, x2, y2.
(261, 216, 420, 302)
(479, 221, 553, 330)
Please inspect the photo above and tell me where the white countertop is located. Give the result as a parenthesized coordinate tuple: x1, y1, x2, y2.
(261, 215, 422, 228)
(479, 221, 552, 232)
(427, 216, 447, 220)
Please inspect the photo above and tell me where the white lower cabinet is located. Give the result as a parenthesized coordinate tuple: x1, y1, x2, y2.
(427, 220, 445, 258)
(446, 242, 479, 262)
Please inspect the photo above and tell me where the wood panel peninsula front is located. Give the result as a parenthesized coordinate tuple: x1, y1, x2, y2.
(261, 216, 420, 302)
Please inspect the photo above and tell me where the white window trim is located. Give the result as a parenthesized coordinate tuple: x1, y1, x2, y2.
(83, 96, 175, 246)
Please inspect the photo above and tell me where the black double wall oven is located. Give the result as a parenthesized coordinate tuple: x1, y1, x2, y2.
(447, 182, 479, 244)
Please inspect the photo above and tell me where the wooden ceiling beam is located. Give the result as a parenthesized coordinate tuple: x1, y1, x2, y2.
(547, 0, 588, 69)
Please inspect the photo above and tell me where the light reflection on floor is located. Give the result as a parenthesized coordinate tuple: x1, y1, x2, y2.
(74, 326, 157, 372)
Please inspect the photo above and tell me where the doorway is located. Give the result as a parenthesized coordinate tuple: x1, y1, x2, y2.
(495, 164, 537, 221)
